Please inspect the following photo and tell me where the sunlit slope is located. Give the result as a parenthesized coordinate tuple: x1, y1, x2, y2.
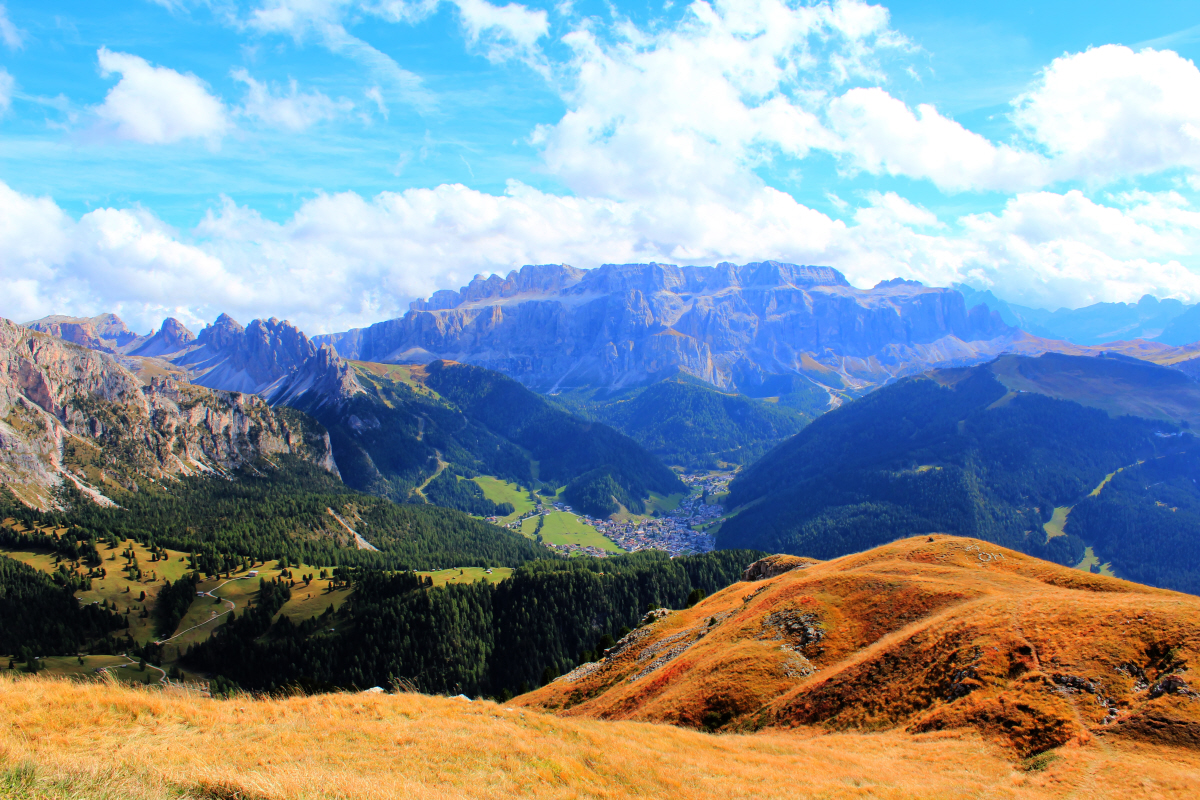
(520, 536, 1200, 758)
(3, 675, 1200, 800)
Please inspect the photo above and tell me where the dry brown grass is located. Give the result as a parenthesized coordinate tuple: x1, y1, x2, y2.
(522, 536, 1200, 762)
(3, 674, 1200, 800)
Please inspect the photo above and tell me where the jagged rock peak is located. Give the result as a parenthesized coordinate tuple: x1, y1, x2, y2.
(267, 344, 363, 410)
(197, 313, 246, 349)
(128, 317, 196, 358)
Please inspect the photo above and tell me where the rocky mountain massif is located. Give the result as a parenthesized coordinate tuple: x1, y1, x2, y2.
(522, 537, 1200, 760)
(0, 317, 336, 510)
(28, 312, 319, 396)
(315, 261, 1016, 397)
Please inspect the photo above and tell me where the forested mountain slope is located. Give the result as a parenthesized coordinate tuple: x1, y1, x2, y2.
(719, 353, 1200, 591)
(273, 353, 684, 517)
(553, 375, 816, 469)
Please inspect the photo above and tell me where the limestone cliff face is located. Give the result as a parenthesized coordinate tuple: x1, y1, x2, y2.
(0, 318, 336, 510)
(317, 262, 1013, 392)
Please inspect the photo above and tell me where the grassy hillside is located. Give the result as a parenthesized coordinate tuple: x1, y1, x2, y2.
(524, 536, 1200, 758)
(719, 354, 1198, 589)
(555, 375, 814, 469)
(8, 677, 1199, 800)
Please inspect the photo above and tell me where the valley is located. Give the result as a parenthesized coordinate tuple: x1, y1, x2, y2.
(4, 282, 1200, 799)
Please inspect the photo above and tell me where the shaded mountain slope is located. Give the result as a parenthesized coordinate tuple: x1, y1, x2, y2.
(268, 352, 683, 517)
(553, 375, 815, 469)
(521, 536, 1200, 758)
(718, 353, 1200, 588)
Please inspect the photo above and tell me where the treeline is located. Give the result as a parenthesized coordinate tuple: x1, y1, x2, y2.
(0, 457, 545, 571)
(185, 549, 761, 697)
(0, 555, 123, 656)
(424, 361, 684, 516)
(720, 366, 1173, 568)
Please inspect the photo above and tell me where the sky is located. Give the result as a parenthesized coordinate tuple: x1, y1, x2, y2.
(1, 0, 1200, 335)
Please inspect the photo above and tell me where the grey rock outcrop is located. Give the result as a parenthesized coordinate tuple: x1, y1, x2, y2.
(128, 317, 196, 357)
(266, 344, 365, 410)
(0, 317, 336, 510)
(316, 261, 1014, 393)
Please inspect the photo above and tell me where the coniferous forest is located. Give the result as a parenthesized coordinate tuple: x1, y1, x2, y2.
(184, 549, 759, 697)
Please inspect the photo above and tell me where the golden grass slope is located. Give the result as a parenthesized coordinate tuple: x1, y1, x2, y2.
(3, 675, 1200, 800)
(520, 536, 1200, 759)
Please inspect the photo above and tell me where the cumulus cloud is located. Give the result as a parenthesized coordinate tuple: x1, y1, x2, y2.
(93, 48, 230, 144)
(233, 68, 353, 131)
(452, 0, 548, 64)
(537, 0, 897, 202)
(827, 87, 1051, 192)
(1013, 45, 1200, 181)
(4, 171, 1200, 336)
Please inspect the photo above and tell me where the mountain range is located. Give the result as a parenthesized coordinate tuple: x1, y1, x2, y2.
(314, 261, 1016, 397)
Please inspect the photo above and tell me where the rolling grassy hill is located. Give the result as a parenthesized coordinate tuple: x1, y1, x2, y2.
(5, 538, 1200, 799)
(522, 536, 1200, 759)
(718, 353, 1200, 591)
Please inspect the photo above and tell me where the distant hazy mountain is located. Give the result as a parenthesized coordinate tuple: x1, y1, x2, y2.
(316, 262, 1014, 395)
(719, 352, 1200, 593)
(957, 285, 1195, 345)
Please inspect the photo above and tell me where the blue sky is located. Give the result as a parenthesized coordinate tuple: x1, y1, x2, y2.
(1, 0, 1200, 334)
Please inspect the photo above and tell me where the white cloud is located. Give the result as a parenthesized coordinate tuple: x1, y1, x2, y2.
(4, 171, 1199, 336)
(233, 68, 353, 131)
(827, 87, 1051, 192)
(452, 0, 548, 64)
(0, 68, 13, 115)
(537, 0, 897, 203)
(245, 0, 432, 110)
(93, 48, 230, 144)
(1014, 45, 1200, 181)
(0, 4, 23, 50)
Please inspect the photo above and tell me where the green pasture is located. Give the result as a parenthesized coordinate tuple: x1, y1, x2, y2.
(471, 476, 536, 523)
(521, 512, 623, 553)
